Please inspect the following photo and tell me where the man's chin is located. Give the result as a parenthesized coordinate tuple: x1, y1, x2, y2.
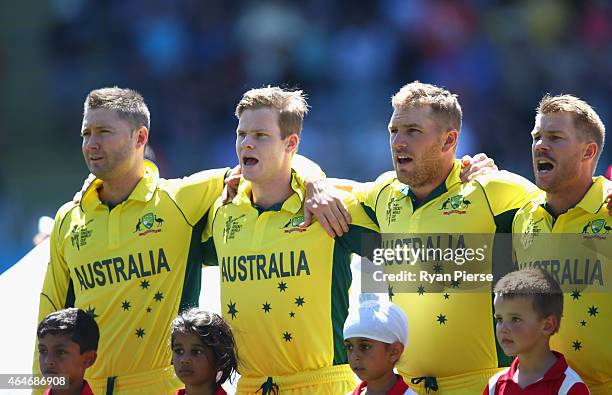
(534, 178, 558, 193)
(86, 163, 106, 176)
(394, 168, 412, 184)
(396, 172, 425, 188)
(241, 168, 261, 182)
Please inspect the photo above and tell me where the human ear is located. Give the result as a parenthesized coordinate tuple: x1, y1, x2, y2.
(82, 350, 97, 369)
(285, 134, 299, 153)
(389, 342, 404, 364)
(442, 130, 458, 152)
(583, 142, 597, 161)
(135, 127, 149, 148)
(541, 315, 558, 335)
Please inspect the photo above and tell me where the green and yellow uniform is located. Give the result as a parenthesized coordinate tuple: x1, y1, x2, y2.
(201, 171, 379, 395)
(354, 160, 541, 395)
(35, 161, 227, 395)
(513, 176, 611, 395)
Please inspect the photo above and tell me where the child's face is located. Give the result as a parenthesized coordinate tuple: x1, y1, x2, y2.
(344, 337, 401, 382)
(38, 334, 96, 385)
(494, 295, 553, 356)
(172, 332, 217, 387)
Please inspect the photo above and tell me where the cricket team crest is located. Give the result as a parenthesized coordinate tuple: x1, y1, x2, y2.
(440, 194, 471, 215)
(283, 215, 307, 233)
(582, 218, 610, 240)
(135, 212, 164, 236)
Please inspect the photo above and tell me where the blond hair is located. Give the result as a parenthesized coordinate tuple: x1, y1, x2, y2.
(391, 81, 462, 132)
(235, 86, 308, 139)
(85, 87, 150, 131)
(537, 94, 605, 166)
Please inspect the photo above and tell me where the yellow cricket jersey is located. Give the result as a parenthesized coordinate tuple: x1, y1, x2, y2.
(354, 160, 541, 383)
(512, 176, 611, 390)
(201, 171, 379, 380)
(35, 161, 227, 388)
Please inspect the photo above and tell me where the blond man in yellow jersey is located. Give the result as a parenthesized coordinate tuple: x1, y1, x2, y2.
(324, 82, 538, 394)
(513, 94, 612, 395)
(201, 87, 381, 394)
(34, 87, 346, 395)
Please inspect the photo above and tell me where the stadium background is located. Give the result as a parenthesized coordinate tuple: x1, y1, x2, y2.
(0, 0, 611, 270)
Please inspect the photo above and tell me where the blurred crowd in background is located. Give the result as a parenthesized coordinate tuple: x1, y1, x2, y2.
(1, 0, 611, 269)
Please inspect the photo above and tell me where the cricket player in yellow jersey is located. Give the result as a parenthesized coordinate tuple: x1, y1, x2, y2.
(34, 87, 345, 395)
(513, 94, 612, 395)
(201, 87, 379, 394)
(350, 82, 542, 394)
(34, 87, 229, 395)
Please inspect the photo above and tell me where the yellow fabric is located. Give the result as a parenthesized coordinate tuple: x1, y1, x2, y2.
(356, 161, 541, 392)
(33, 161, 227, 394)
(512, 176, 612, 390)
(87, 365, 181, 395)
(202, 170, 379, 384)
(290, 153, 327, 183)
(403, 367, 503, 395)
(235, 364, 355, 394)
(588, 381, 612, 395)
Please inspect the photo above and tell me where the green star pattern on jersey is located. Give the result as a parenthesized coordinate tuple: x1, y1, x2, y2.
(227, 301, 238, 319)
(34, 160, 228, 387)
(201, 170, 379, 379)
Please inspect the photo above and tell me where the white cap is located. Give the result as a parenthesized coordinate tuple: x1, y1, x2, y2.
(343, 293, 408, 347)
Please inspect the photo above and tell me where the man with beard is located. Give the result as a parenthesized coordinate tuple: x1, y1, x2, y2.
(512, 94, 611, 395)
(351, 82, 542, 394)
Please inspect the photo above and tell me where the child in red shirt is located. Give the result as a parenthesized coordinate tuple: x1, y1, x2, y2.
(171, 309, 238, 395)
(38, 308, 99, 395)
(343, 294, 416, 395)
(484, 269, 589, 395)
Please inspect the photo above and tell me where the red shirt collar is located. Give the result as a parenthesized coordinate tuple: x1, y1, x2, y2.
(175, 387, 227, 395)
(43, 380, 94, 395)
(501, 351, 569, 384)
(352, 375, 410, 395)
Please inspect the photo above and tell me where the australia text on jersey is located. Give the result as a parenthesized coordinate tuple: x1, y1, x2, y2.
(221, 250, 311, 282)
(74, 248, 171, 290)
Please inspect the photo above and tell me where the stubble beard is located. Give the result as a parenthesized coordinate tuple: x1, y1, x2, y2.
(396, 144, 443, 188)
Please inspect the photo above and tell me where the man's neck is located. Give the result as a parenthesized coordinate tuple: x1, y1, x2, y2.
(516, 345, 557, 388)
(251, 171, 293, 209)
(410, 160, 454, 203)
(546, 177, 593, 217)
(99, 169, 144, 207)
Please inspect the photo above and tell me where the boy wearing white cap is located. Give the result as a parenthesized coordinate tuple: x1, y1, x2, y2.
(344, 294, 417, 395)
